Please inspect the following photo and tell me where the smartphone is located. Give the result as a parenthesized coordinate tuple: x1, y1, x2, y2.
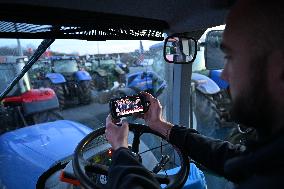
(109, 94, 149, 119)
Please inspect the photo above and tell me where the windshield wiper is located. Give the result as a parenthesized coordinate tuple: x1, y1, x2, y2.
(0, 39, 55, 101)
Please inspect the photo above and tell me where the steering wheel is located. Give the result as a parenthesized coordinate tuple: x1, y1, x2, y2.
(73, 123, 190, 189)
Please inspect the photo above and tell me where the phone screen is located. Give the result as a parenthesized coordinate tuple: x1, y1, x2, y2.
(110, 95, 145, 118)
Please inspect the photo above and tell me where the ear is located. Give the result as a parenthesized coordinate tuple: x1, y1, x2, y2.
(267, 50, 284, 102)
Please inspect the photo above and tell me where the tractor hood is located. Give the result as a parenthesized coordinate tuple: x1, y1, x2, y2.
(1, 120, 92, 161)
(0, 120, 92, 189)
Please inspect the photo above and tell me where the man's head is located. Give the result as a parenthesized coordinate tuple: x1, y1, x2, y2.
(221, 0, 284, 135)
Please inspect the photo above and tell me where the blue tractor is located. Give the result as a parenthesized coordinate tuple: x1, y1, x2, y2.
(190, 29, 234, 140)
(44, 56, 93, 109)
(112, 70, 167, 98)
(0, 120, 206, 189)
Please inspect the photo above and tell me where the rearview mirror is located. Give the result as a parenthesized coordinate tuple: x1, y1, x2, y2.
(205, 30, 225, 70)
(164, 35, 197, 64)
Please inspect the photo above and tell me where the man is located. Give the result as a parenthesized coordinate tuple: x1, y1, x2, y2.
(105, 0, 284, 188)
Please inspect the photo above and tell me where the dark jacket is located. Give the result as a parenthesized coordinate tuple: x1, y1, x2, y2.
(108, 126, 284, 189)
(108, 147, 161, 189)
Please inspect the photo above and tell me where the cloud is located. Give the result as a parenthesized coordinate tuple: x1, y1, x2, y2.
(0, 39, 161, 55)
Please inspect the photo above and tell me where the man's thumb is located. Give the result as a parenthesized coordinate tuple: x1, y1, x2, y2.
(121, 120, 129, 127)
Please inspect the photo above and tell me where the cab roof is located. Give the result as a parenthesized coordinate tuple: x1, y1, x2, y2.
(0, 0, 234, 40)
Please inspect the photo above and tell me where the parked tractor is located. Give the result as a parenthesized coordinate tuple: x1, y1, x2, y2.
(44, 56, 93, 109)
(112, 70, 167, 98)
(190, 29, 236, 140)
(0, 56, 62, 134)
(29, 59, 52, 88)
(86, 58, 129, 91)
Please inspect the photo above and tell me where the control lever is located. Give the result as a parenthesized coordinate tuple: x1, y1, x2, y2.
(152, 155, 170, 173)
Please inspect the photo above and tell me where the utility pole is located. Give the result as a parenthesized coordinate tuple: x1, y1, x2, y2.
(14, 23, 23, 56)
(17, 39, 23, 56)
(97, 42, 100, 67)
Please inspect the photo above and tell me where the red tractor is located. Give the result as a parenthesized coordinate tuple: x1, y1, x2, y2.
(0, 56, 62, 134)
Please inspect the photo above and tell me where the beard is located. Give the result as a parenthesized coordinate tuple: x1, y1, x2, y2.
(230, 56, 274, 136)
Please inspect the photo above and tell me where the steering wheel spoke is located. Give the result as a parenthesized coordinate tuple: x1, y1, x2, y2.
(131, 129, 142, 154)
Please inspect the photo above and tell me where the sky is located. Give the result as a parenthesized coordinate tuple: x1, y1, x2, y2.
(0, 39, 160, 55)
(0, 25, 225, 55)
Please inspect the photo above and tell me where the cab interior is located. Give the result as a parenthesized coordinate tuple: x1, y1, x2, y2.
(0, 1, 239, 189)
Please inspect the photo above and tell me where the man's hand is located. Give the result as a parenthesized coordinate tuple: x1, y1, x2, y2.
(105, 114, 129, 150)
(141, 92, 164, 129)
(142, 92, 173, 138)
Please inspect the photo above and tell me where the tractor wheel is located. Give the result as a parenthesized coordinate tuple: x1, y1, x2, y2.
(93, 73, 108, 91)
(78, 80, 92, 105)
(118, 74, 127, 84)
(194, 89, 237, 140)
(44, 80, 66, 109)
(194, 90, 224, 139)
(90, 77, 96, 90)
(33, 110, 63, 124)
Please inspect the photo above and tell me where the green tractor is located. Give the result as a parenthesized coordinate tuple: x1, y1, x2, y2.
(86, 58, 129, 91)
(29, 59, 52, 88)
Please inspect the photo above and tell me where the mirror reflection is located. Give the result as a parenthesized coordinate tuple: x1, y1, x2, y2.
(164, 36, 196, 64)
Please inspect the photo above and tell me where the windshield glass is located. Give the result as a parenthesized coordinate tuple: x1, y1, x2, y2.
(0, 36, 235, 140)
(0, 33, 239, 189)
(0, 38, 179, 183)
(0, 39, 169, 129)
(53, 59, 78, 73)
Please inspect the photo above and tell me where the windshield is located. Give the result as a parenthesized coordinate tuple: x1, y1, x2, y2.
(0, 34, 237, 189)
(53, 59, 78, 73)
(0, 38, 173, 159)
(0, 36, 232, 141)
